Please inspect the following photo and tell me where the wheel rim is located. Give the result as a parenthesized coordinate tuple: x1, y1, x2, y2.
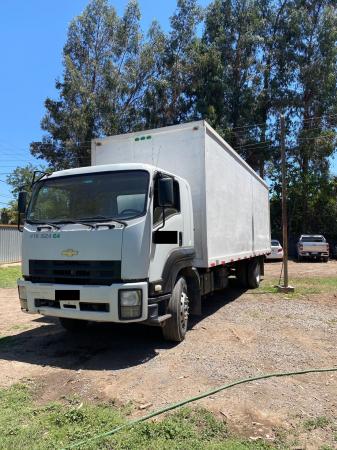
(256, 266, 260, 284)
(180, 291, 189, 331)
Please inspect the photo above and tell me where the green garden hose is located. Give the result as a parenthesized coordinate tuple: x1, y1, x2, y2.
(63, 367, 337, 449)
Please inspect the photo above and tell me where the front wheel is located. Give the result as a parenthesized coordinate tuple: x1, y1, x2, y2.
(59, 318, 88, 332)
(162, 277, 189, 342)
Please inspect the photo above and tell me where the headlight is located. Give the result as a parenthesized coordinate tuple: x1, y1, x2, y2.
(119, 290, 142, 320)
(18, 285, 27, 300)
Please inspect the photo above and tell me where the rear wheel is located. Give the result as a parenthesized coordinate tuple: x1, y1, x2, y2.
(59, 318, 88, 332)
(247, 258, 261, 289)
(323, 256, 329, 263)
(162, 277, 189, 342)
(236, 262, 248, 288)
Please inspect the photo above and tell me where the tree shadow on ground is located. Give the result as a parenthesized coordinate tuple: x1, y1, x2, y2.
(0, 282, 245, 371)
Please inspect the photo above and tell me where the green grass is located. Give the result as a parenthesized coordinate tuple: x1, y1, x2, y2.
(0, 266, 21, 288)
(252, 276, 337, 297)
(0, 384, 277, 450)
(303, 416, 331, 431)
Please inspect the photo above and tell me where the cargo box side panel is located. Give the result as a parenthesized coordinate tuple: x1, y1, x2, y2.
(205, 131, 255, 264)
(93, 123, 207, 266)
(252, 178, 271, 254)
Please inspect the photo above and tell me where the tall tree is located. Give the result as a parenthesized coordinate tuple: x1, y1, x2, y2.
(30, 0, 162, 170)
(290, 0, 337, 230)
(194, 0, 264, 171)
(269, 0, 337, 234)
(142, 0, 203, 128)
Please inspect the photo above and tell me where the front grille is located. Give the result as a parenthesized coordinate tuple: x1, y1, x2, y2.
(80, 302, 109, 312)
(35, 299, 60, 308)
(27, 260, 121, 285)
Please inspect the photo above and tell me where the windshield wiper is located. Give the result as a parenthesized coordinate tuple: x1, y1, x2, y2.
(79, 216, 128, 227)
(36, 223, 61, 231)
(52, 220, 95, 229)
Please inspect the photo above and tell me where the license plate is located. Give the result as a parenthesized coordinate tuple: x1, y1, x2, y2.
(311, 252, 318, 255)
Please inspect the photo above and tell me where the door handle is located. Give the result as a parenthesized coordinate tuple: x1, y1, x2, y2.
(179, 232, 183, 247)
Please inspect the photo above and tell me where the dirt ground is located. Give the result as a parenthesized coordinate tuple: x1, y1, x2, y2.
(0, 260, 336, 448)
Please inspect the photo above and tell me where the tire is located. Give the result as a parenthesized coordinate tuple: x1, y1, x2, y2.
(236, 262, 248, 288)
(323, 256, 329, 263)
(59, 318, 88, 332)
(247, 258, 261, 289)
(162, 277, 189, 342)
(297, 254, 302, 262)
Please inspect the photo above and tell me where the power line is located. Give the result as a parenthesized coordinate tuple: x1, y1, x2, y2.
(229, 113, 337, 132)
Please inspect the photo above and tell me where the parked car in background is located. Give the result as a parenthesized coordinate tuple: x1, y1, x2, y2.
(297, 235, 329, 262)
(266, 239, 284, 260)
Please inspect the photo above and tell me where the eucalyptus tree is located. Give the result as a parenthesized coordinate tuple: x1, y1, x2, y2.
(30, 0, 162, 170)
(269, 0, 337, 233)
(142, 0, 203, 128)
(194, 0, 264, 171)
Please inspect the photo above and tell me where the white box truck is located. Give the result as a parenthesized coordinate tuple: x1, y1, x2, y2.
(17, 121, 271, 342)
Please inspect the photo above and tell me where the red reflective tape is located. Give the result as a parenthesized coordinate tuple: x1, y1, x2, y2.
(221, 260, 225, 265)
(210, 262, 215, 267)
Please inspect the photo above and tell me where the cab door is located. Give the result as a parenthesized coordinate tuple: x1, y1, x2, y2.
(149, 174, 183, 284)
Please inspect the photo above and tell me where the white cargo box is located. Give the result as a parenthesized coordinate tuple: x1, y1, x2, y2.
(92, 120, 271, 268)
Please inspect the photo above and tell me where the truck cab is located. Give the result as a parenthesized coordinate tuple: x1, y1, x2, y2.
(18, 163, 195, 341)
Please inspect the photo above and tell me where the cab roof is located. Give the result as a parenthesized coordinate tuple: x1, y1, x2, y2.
(41, 163, 185, 183)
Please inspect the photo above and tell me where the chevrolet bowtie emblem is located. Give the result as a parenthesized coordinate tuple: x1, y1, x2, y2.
(61, 249, 79, 257)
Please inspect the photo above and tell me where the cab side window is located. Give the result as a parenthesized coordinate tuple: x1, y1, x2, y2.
(153, 176, 180, 226)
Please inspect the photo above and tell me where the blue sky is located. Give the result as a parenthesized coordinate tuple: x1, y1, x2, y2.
(0, 0, 210, 206)
(0, 1, 335, 207)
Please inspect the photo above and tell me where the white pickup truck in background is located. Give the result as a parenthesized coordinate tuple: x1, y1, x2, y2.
(297, 235, 329, 262)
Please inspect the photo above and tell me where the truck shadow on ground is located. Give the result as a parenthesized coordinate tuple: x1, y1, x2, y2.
(0, 283, 245, 372)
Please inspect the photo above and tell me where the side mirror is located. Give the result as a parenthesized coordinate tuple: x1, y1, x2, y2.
(158, 177, 174, 207)
(18, 191, 28, 232)
(18, 191, 28, 214)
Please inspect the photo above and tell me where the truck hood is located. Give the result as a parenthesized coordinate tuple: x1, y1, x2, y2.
(22, 216, 151, 282)
(22, 223, 123, 278)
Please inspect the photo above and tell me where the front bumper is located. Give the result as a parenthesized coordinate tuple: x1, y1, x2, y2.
(17, 279, 148, 323)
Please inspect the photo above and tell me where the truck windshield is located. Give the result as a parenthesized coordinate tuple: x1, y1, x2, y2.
(27, 170, 149, 223)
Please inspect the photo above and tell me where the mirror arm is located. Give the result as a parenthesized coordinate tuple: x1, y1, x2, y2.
(17, 213, 23, 232)
(31, 170, 51, 187)
(157, 206, 166, 231)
